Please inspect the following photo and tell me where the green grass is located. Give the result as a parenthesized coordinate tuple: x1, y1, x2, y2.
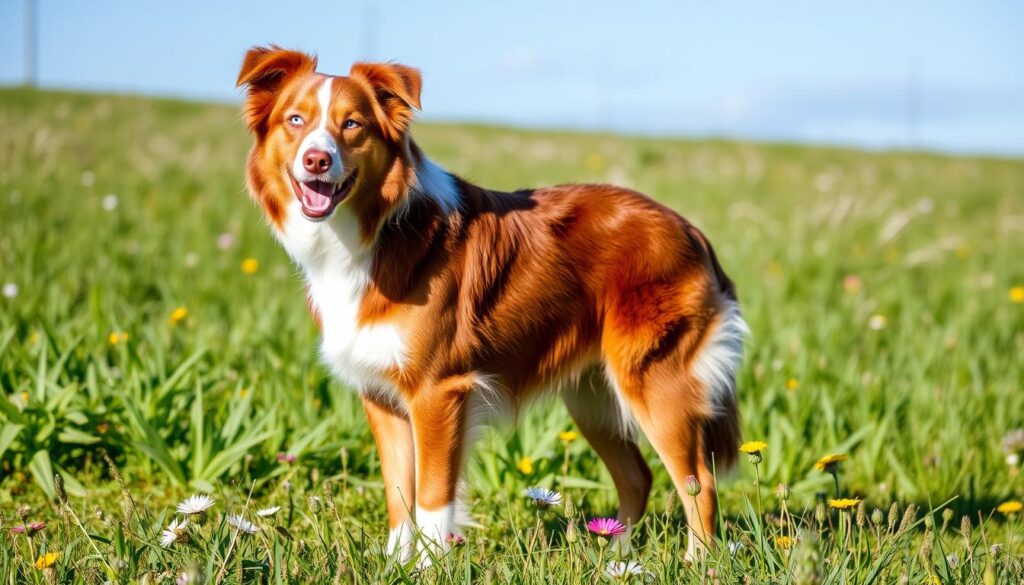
(1, 87, 1023, 583)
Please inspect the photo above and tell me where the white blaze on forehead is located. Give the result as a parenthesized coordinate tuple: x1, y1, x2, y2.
(292, 76, 343, 182)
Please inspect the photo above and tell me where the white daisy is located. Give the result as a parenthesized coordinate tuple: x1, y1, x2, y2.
(2, 283, 17, 299)
(160, 517, 188, 548)
(604, 560, 644, 579)
(523, 487, 562, 509)
(102, 194, 119, 211)
(177, 494, 215, 515)
(226, 514, 260, 534)
(256, 505, 281, 517)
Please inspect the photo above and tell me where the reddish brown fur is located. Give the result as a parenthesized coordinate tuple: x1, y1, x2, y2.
(237, 46, 742, 556)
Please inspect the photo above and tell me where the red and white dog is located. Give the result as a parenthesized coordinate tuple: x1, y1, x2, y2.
(237, 46, 745, 563)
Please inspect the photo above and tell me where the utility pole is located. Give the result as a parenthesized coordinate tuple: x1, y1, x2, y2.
(25, 0, 38, 87)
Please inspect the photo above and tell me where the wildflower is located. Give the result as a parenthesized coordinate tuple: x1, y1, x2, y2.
(256, 506, 281, 517)
(445, 533, 466, 547)
(102, 194, 119, 211)
(996, 501, 1023, 515)
(739, 440, 766, 464)
(160, 517, 188, 547)
(604, 560, 643, 578)
(739, 441, 767, 454)
(842, 275, 862, 294)
(517, 456, 534, 475)
(558, 430, 578, 442)
(217, 233, 236, 250)
(829, 498, 861, 510)
(241, 258, 259, 274)
(775, 535, 794, 549)
(108, 331, 129, 346)
(28, 521, 46, 534)
(684, 475, 701, 497)
(276, 452, 297, 464)
(785, 378, 799, 391)
(587, 517, 626, 538)
(2, 283, 17, 298)
(34, 551, 59, 569)
(226, 514, 260, 534)
(8, 525, 25, 534)
(1010, 286, 1024, 304)
(813, 454, 847, 473)
(727, 540, 743, 555)
(524, 487, 562, 509)
(868, 315, 887, 330)
(169, 307, 188, 325)
(177, 494, 215, 515)
(775, 483, 790, 502)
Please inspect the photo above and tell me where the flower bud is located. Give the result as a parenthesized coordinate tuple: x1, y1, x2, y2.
(684, 475, 701, 497)
(775, 483, 790, 502)
(871, 508, 884, 526)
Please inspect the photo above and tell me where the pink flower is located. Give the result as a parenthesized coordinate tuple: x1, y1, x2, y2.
(276, 452, 297, 464)
(9, 521, 45, 535)
(445, 533, 465, 546)
(587, 517, 626, 538)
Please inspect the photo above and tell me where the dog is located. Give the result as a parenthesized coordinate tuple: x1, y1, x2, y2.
(236, 46, 746, 564)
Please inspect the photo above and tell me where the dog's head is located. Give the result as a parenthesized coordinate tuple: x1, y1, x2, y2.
(236, 46, 421, 229)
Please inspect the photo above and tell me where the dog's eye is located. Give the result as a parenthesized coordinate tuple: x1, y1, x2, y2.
(288, 115, 304, 127)
(343, 119, 361, 130)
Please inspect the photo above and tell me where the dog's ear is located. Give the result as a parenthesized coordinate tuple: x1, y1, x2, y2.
(236, 46, 317, 135)
(349, 62, 422, 142)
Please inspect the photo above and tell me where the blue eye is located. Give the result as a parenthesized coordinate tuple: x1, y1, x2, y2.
(288, 115, 304, 127)
(344, 119, 361, 129)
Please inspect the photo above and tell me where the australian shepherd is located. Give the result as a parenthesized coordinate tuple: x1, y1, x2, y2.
(236, 46, 746, 564)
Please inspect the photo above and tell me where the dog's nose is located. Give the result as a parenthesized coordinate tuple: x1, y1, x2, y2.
(302, 149, 332, 174)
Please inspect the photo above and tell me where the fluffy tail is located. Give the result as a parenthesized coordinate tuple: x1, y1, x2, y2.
(693, 298, 747, 472)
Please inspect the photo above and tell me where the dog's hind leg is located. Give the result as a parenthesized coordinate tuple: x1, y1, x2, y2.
(561, 369, 653, 537)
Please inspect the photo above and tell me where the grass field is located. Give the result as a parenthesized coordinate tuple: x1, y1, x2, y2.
(1, 87, 1023, 583)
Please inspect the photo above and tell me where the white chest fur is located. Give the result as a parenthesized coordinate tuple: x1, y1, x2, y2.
(276, 200, 407, 392)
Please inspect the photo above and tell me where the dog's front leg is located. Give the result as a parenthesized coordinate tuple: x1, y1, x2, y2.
(361, 394, 416, 562)
(408, 375, 472, 566)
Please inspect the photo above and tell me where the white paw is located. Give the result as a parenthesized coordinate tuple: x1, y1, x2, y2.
(415, 504, 454, 568)
(386, 521, 414, 563)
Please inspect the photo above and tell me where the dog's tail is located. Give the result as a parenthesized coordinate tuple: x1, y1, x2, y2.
(688, 226, 746, 471)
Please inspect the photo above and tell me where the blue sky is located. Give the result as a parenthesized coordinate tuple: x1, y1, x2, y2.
(1, 0, 1022, 155)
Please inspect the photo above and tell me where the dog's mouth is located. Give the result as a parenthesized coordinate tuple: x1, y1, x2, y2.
(289, 169, 358, 221)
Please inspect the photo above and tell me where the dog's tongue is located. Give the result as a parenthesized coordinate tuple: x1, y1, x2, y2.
(300, 181, 334, 213)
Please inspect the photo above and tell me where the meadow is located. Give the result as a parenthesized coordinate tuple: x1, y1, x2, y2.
(0, 87, 1023, 583)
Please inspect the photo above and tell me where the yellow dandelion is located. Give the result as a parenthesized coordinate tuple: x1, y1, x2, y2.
(517, 456, 534, 475)
(829, 498, 861, 510)
(739, 441, 767, 454)
(20, 391, 29, 403)
(559, 430, 578, 442)
(775, 535, 794, 549)
(169, 307, 188, 325)
(1010, 287, 1024, 304)
(239, 388, 249, 399)
(585, 153, 606, 172)
(786, 378, 799, 391)
(108, 331, 128, 346)
(34, 551, 59, 569)
(241, 258, 260, 274)
(813, 454, 848, 472)
(997, 501, 1023, 515)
